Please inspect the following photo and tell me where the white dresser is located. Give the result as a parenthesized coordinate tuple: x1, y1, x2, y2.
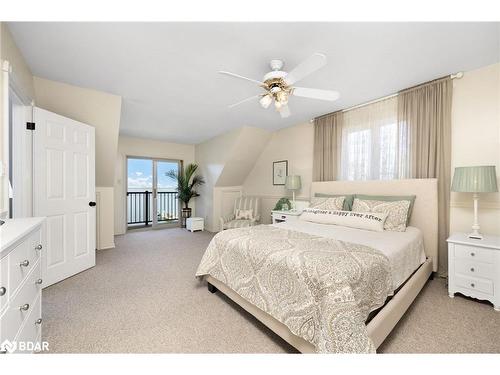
(0, 217, 45, 353)
(447, 232, 500, 311)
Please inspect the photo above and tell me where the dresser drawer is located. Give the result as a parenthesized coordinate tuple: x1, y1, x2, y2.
(0, 258, 8, 312)
(0, 261, 42, 341)
(7, 229, 42, 296)
(455, 274, 494, 295)
(14, 293, 42, 353)
(454, 244, 494, 263)
(454, 258, 495, 279)
(28, 229, 43, 263)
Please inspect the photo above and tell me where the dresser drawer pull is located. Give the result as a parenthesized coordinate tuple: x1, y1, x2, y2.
(470, 267, 475, 272)
(19, 303, 30, 311)
(20, 260, 30, 267)
(0, 286, 6, 296)
(35, 278, 43, 285)
(35, 318, 43, 325)
(470, 252, 475, 257)
(35, 244, 43, 250)
(470, 283, 475, 288)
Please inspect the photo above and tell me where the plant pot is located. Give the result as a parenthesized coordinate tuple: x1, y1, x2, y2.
(181, 208, 192, 228)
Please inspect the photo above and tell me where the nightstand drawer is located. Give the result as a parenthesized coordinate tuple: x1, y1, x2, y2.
(454, 244, 493, 263)
(455, 258, 495, 279)
(455, 274, 494, 295)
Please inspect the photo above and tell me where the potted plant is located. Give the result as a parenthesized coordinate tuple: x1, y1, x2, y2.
(166, 163, 205, 228)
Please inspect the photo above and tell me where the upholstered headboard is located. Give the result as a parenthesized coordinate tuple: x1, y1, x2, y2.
(310, 178, 438, 272)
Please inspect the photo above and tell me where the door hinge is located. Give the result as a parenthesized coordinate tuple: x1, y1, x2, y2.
(26, 122, 35, 130)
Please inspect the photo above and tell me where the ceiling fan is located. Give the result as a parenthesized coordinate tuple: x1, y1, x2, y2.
(219, 53, 340, 118)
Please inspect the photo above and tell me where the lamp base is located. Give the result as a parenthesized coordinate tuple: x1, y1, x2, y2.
(468, 230, 483, 240)
(469, 194, 483, 240)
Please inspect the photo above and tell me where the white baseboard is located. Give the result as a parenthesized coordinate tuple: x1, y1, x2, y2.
(97, 242, 115, 250)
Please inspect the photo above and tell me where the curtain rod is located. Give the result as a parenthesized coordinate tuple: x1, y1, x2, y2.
(312, 72, 463, 122)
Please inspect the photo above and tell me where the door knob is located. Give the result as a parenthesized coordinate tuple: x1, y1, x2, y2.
(89, 201, 96, 207)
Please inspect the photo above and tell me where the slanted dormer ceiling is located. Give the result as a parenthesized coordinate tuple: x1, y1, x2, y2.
(7, 22, 500, 144)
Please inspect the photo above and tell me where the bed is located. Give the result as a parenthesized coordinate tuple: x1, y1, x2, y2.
(196, 178, 438, 353)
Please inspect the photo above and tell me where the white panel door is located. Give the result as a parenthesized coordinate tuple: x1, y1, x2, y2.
(33, 107, 96, 287)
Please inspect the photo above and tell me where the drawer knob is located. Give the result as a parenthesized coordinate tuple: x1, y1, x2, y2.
(35, 244, 43, 250)
(470, 267, 475, 272)
(19, 303, 30, 311)
(19, 260, 30, 267)
(0, 286, 5, 296)
(35, 278, 43, 285)
(470, 252, 475, 257)
(35, 318, 43, 325)
(470, 283, 475, 288)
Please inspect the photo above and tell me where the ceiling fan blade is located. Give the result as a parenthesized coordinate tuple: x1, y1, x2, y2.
(292, 87, 340, 101)
(279, 104, 291, 118)
(228, 94, 261, 108)
(283, 53, 327, 85)
(219, 71, 264, 85)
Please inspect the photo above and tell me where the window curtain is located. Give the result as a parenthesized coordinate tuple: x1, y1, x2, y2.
(397, 78, 453, 276)
(340, 96, 408, 180)
(313, 111, 343, 181)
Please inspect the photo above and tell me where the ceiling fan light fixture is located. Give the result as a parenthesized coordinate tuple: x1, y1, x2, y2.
(259, 94, 272, 109)
(276, 91, 289, 105)
(222, 54, 339, 117)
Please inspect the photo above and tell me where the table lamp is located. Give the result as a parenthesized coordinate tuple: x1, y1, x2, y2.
(285, 175, 301, 211)
(451, 165, 498, 239)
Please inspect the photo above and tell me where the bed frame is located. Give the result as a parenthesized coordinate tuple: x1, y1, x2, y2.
(205, 178, 438, 352)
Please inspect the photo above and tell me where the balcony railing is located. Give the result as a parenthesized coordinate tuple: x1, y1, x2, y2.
(127, 191, 179, 226)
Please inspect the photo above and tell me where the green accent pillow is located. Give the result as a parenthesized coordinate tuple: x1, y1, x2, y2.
(314, 193, 355, 211)
(353, 194, 416, 226)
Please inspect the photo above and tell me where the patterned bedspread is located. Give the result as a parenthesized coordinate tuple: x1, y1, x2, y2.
(195, 225, 393, 353)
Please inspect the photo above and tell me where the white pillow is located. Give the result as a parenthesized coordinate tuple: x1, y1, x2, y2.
(299, 208, 388, 232)
(235, 209, 254, 220)
(352, 198, 411, 232)
(309, 196, 345, 211)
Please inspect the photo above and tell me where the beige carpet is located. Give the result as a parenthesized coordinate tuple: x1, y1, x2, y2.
(42, 228, 500, 353)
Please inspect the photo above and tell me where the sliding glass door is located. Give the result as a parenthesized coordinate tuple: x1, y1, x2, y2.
(126, 157, 181, 229)
(152, 159, 180, 228)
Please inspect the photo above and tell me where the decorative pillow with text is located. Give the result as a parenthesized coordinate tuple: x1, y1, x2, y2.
(299, 208, 388, 232)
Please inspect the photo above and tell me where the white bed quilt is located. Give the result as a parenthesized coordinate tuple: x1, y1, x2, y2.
(196, 225, 393, 353)
(277, 221, 426, 290)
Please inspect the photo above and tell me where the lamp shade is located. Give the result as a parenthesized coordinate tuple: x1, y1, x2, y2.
(451, 166, 498, 193)
(285, 175, 301, 191)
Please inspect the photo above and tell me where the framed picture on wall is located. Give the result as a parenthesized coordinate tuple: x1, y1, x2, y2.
(273, 160, 288, 185)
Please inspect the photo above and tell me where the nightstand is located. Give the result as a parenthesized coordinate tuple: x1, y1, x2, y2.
(447, 233, 500, 311)
(271, 210, 302, 224)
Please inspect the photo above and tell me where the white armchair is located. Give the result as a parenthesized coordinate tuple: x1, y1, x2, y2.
(219, 196, 261, 231)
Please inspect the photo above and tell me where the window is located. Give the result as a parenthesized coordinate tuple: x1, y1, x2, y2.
(340, 97, 408, 181)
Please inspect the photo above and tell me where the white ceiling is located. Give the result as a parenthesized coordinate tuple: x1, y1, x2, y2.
(8, 22, 500, 144)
